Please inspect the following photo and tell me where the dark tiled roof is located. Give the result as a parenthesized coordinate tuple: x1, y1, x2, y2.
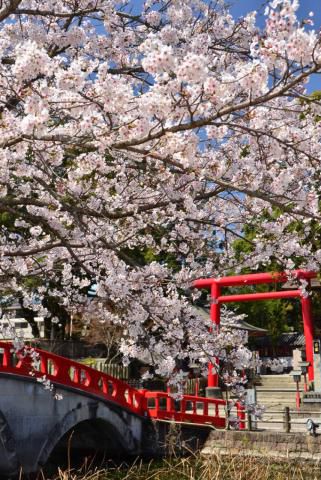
(254, 332, 305, 348)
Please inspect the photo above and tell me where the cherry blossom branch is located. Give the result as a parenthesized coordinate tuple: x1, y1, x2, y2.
(0, 0, 22, 21)
(113, 64, 321, 149)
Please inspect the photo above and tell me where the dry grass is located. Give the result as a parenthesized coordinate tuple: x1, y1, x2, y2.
(50, 452, 321, 480)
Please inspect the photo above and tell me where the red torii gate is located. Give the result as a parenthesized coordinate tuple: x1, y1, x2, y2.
(193, 270, 317, 388)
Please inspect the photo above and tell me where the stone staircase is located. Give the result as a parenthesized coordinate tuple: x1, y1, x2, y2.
(254, 375, 321, 432)
(256, 374, 298, 410)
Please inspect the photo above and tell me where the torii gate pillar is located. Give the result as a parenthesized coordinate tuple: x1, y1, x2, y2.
(207, 283, 221, 398)
(193, 270, 317, 393)
(301, 295, 314, 382)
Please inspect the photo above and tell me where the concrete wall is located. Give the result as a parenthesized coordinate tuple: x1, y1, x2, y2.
(202, 430, 321, 462)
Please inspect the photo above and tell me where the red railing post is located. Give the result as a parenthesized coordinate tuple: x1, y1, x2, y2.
(2, 344, 10, 367)
(155, 395, 160, 416)
(236, 402, 246, 430)
(40, 353, 47, 374)
(127, 389, 134, 407)
(195, 378, 199, 396)
(138, 389, 148, 415)
(203, 400, 208, 416)
(101, 377, 108, 395)
(166, 387, 174, 413)
(73, 367, 80, 384)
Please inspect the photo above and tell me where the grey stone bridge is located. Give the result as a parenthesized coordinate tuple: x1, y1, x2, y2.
(0, 373, 214, 476)
(0, 342, 225, 476)
(0, 373, 152, 476)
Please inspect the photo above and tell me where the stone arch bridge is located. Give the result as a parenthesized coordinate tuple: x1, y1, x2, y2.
(0, 342, 228, 476)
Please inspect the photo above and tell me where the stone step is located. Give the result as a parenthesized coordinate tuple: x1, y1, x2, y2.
(258, 385, 295, 390)
(258, 383, 296, 388)
(257, 375, 294, 385)
(256, 395, 300, 401)
(258, 405, 297, 410)
(259, 401, 297, 405)
(252, 377, 319, 431)
(256, 387, 300, 392)
(257, 397, 297, 400)
(258, 384, 296, 389)
(256, 394, 298, 398)
(256, 395, 299, 400)
(251, 377, 314, 431)
(256, 401, 298, 407)
(257, 401, 298, 404)
(258, 377, 294, 382)
(257, 378, 297, 382)
(257, 398, 297, 401)
(257, 380, 296, 386)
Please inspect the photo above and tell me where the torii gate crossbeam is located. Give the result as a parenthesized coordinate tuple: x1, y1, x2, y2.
(193, 270, 317, 388)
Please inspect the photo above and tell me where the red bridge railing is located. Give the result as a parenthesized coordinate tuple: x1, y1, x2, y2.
(144, 391, 226, 428)
(0, 341, 146, 416)
(0, 342, 236, 429)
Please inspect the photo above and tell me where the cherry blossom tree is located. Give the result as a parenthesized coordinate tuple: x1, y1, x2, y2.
(81, 299, 124, 364)
(0, 0, 321, 382)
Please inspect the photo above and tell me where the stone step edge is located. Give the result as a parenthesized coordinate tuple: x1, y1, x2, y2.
(256, 388, 302, 392)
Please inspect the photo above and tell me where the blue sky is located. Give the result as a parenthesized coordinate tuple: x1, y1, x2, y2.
(231, 0, 320, 20)
(130, 0, 320, 92)
(130, 0, 321, 24)
(231, 1, 321, 92)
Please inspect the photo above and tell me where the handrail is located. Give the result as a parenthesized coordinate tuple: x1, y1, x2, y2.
(0, 341, 146, 416)
(145, 391, 229, 428)
(0, 341, 233, 429)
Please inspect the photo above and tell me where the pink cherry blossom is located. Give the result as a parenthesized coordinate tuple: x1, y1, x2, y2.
(0, 0, 320, 387)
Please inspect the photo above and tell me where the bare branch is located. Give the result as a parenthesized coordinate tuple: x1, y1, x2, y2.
(0, 0, 22, 21)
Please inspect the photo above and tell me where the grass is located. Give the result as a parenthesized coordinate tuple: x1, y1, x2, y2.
(49, 452, 321, 480)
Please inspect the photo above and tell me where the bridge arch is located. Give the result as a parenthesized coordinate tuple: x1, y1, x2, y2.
(0, 345, 228, 475)
(36, 400, 141, 470)
(0, 410, 20, 475)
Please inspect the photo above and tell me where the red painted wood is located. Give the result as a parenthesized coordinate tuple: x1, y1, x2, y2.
(193, 270, 316, 288)
(144, 391, 227, 428)
(0, 342, 228, 428)
(218, 290, 301, 303)
(236, 402, 246, 430)
(301, 296, 314, 381)
(193, 270, 317, 389)
(0, 342, 145, 415)
(209, 282, 220, 388)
